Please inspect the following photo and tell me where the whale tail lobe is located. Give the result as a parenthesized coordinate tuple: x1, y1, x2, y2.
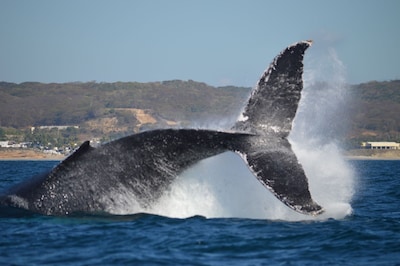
(232, 41, 323, 215)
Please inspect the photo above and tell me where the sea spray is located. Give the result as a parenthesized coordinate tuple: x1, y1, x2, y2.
(148, 152, 278, 219)
(290, 46, 355, 220)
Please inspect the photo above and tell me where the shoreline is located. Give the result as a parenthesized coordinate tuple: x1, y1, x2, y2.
(0, 157, 64, 161)
(0, 148, 400, 161)
(343, 149, 400, 161)
(0, 148, 65, 161)
(345, 156, 400, 161)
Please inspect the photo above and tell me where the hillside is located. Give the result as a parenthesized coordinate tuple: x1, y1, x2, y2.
(347, 80, 400, 146)
(0, 80, 250, 146)
(0, 80, 249, 128)
(1, 79, 400, 150)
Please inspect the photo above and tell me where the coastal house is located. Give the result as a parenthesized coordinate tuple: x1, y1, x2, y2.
(0, 141, 30, 148)
(0, 141, 9, 148)
(361, 141, 400, 150)
(34, 125, 79, 130)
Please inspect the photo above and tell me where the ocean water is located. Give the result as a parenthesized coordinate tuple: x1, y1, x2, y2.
(2, 44, 399, 265)
(0, 159, 399, 265)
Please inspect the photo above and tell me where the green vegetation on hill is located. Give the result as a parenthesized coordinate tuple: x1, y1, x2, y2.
(0, 80, 249, 129)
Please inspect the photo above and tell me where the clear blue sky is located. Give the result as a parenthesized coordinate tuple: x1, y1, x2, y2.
(1, 0, 399, 86)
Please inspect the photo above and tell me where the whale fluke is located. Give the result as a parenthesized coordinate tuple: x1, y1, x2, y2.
(0, 41, 323, 216)
(232, 40, 322, 215)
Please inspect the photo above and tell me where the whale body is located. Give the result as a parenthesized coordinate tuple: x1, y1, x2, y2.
(0, 41, 323, 216)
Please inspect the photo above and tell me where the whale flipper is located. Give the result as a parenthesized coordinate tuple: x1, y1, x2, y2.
(0, 41, 323, 216)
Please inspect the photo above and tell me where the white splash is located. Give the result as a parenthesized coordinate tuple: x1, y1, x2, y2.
(289, 45, 355, 220)
(149, 152, 289, 220)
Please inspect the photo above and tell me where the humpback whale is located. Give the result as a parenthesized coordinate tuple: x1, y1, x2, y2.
(0, 41, 323, 216)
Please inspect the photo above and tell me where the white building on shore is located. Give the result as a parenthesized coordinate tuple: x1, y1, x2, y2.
(0, 141, 30, 148)
(361, 141, 400, 150)
(31, 125, 79, 132)
(0, 141, 9, 148)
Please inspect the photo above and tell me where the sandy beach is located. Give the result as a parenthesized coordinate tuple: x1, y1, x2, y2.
(0, 149, 65, 161)
(344, 149, 400, 160)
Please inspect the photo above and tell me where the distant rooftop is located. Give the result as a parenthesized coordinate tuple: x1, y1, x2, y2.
(361, 141, 400, 150)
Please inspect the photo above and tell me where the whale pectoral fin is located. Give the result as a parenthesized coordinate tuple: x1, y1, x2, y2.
(239, 139, 323, 215)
